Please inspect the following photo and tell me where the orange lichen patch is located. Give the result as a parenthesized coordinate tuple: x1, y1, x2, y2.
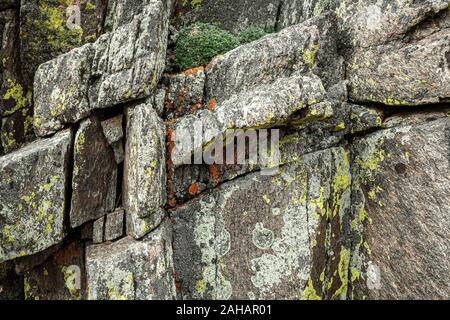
(181, 66, 204, 76)
(209, 164, 220, 184)
(207, 98, 217, 111)
(188, 183, 200, 196)
(189, 102, 203, 112)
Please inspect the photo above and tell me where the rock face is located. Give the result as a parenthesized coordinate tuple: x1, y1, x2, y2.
(23, 241, 86, 300)
(86, 221, 176, 300)
(33, 0, 173, 136)
(173, 147, 352, 300)
(0, 129, 72, 263)
(172, 0, 281, 34)
(124, 102, 166, 239)
(71, 116, 117, 228)
(0, 0, 449, 301)
(350, 117, 450, 300)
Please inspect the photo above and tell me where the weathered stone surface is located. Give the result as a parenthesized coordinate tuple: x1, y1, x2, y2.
(14, 242, 61, 274)
(0, 8, 25, 117)
(34, 0, 173, 136)
(172, 147, 352, 300)
(348, 104, 382, 134)
(350, 117, 450, 299)
(93, 216, 105, 244)
(165, 67, 205, 119)
(278, 0, 336, 30)
(23, 241, 86, 300)
(336, 0, 450, 48)
(0, 260, 23, 300)
(206, 13, 342, 103)
(172, 0, 280, 35)
(33, 44, 94, 136)
(104, 208, 124, 242)
(0, 129, 72, 263)
(0, 0, 17, 10)
(171, 75, 327, 168)
(71, 116, 117, 228)
(347, 26, 450, 106)
(124, 103, 166, 239)
(86, 221, 176, 300)
(101, 114, 124, 163)
(19, 0, 106, 88)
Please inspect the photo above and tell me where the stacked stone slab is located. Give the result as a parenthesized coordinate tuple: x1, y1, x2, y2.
(0, 0, 449, 300)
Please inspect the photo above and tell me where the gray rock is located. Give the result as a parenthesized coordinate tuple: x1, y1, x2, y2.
(347, 26, 450, 106)
(20, 0, 106, 88)
(349, 117, 450, 299)
(172, 0, 281, 35)
(349, 105, 383, 134)
(0, 129, 72, 263)
(165, 67, 205, 119)
(86, 221, 176, 300)
(34, 0, 173, 136)
(71, 116, 117, 228)
(104, 208, 124, 242)
(101, 114, 124, 164)
(93, 216, 105, 244)
(172, 147, 352, 299)
(206, 13, 341, 103)
(33, 44, 95, 137)
(124, 102, 166, 239)
(278, 0, 336, 30)
(336, 0, 450, 48)
(171, 75, 326, 168)
(23, 241, 86, 300)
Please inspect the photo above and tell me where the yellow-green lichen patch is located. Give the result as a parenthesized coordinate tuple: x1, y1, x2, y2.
(302, 278, 322, 300)
(302, 44, 319, 69)
(331, 248, 350, 299)
(2, 79, 32, 116)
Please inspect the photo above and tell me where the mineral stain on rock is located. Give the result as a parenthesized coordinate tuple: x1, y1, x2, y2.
(0, 0, 449, 300)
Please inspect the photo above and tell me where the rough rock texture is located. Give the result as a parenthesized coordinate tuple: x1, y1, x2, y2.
(347, 11, 450, 106)
(0, 129, 71, 263)
(165, 67, 205, 119)
(86, 221, 176, 300)
(350, 117, 450, 300)
(173, 147, 352, 300)
(71, 116, 117, 228)
(124, 102, 166, 239)
(172, 0, 281, 34)
(0, 0, 449, 301)
(104, 208, 124, 242)
(23, 241, 86, 300)
(34, 0, 173, 136)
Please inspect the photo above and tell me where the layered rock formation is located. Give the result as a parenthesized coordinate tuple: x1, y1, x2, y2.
(0, 0, 449, 300)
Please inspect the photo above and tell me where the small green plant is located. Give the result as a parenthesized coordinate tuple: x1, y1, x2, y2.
(174, 23, 240, 71)
(238, 26, 271, 44)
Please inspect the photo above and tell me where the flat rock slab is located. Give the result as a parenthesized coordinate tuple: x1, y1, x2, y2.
(172, 147, 352, 300)
(0, 129, 72, 263)
(86, 221, 176, 300)
(348, 22, 450, 106)
(34, 0, 173, 136)
(337, 0, 450, 48)
(124, 102, 166, 239)
(205, 14, 341, 103)
(350, 117, 450, 299)
(71, 116, 117, 228)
